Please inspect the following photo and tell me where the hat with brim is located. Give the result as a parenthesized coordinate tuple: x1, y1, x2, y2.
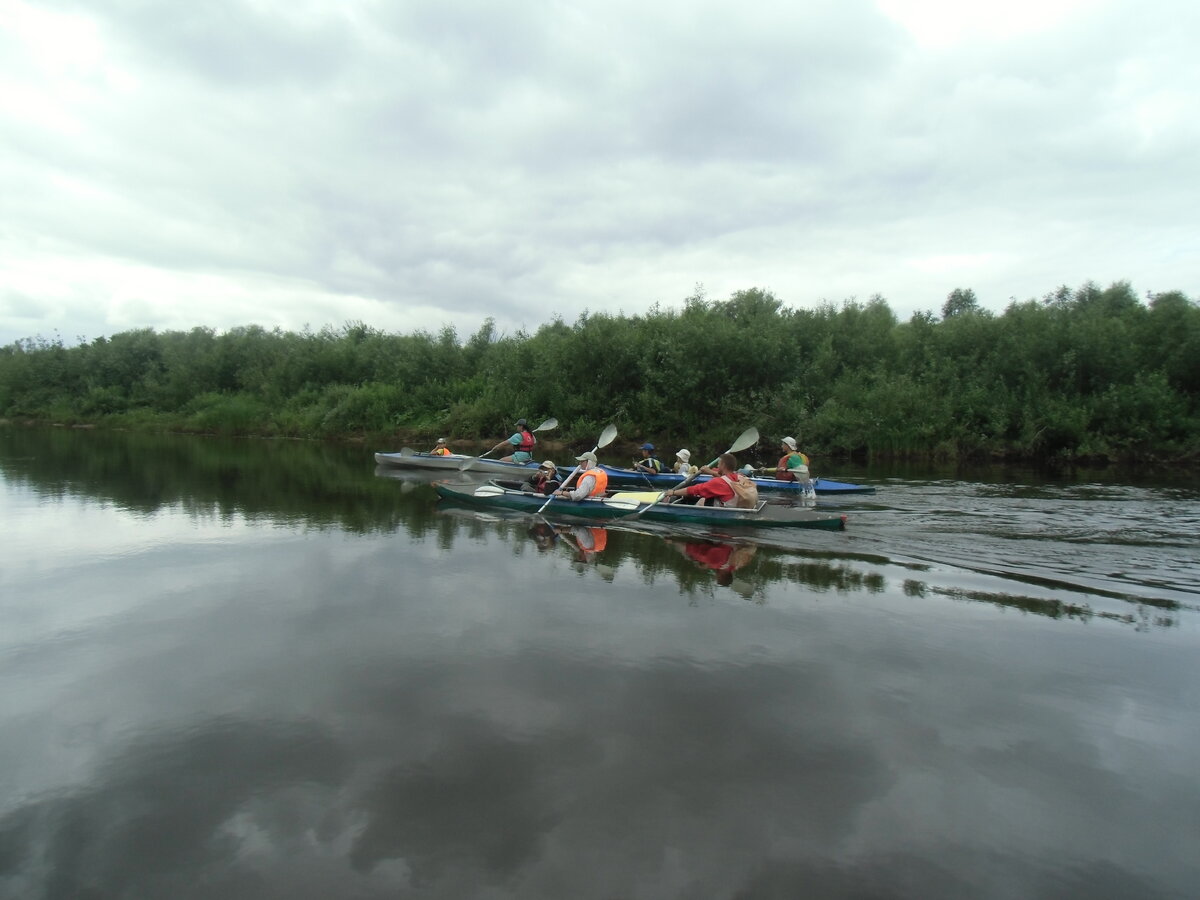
(576, 451, 598, 464)
(676, 449, 691, 462)
(540, 460, 557, 471)
(436, 437, 447, 444)
(782, 436, 797, 450)
(641, 442, 655, 451)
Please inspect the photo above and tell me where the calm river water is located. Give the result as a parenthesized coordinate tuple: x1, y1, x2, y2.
(1, 427, 1197, 899)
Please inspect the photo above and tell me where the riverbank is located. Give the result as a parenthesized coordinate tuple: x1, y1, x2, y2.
(3, 417, 1196, 469)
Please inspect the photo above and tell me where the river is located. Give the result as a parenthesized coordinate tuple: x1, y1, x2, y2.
(1, 426, 1197, 899)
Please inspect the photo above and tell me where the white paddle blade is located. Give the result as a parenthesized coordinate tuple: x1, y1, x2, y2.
(600, 499, 640, 511)
(535, 417, 558, 431)
(729, 427, 759, 454)
(597, 424, 619, 449)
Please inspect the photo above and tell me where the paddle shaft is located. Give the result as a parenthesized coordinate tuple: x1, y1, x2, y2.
(631, 426, 759, 518)
(536, 423, 618, 515)
(463, 417, 557, 472)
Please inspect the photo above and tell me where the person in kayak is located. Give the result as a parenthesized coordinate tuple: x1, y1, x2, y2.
(429, 437, 451, 456)
(633, 442, 663, 473)
(774, 436, 810, 481)
(662, 453, 742, 506)
(491, 418, 537, 463)
(673, 449, 695, 475)
(522, 460, 562, 494)
(555, 451, 609, 500)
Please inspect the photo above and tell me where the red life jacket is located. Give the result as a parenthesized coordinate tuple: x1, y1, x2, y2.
(517, 429, 535, 452)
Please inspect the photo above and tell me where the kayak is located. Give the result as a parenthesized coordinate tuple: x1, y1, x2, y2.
(598, 465, 875, 495)
(374, 450, 540, 476)
(433, 481, 848, 530)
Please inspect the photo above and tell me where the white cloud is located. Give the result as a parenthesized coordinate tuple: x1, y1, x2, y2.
(0, 0, 1195, 347)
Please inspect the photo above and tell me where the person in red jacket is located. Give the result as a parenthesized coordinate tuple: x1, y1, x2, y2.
(662, 453, 741, 506)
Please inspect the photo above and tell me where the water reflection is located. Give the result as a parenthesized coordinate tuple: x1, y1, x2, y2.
(4, 427, 1200, 898)
(0, 426, 421, 534)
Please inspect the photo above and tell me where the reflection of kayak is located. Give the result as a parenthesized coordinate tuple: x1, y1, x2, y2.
(598, 465, 874, 495)
(374, 450, 539, 476)
(433, 481, 847, 530)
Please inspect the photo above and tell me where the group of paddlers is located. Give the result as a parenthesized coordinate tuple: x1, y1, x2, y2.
(430, 418, 815, 509)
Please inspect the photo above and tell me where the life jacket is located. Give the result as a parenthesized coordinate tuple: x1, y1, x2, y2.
(532, 471, 560, 494)
(431, 447, 451, 456)
(776, 451, 809, 481)
(577, 467, 608, 497)
(517, 429, 535, 453)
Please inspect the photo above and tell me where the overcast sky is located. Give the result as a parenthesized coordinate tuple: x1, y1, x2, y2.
(1, 0, 1195, 347)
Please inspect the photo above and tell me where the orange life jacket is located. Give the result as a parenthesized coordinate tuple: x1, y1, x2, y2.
(576, 467, 608, 497)
(431, 447, 451, 456)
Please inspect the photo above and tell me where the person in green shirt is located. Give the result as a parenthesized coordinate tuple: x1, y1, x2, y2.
(775, 436, 810, 482)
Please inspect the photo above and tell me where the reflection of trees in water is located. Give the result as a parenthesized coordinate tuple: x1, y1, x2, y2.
(0, 426, 439, 535)
(903, 580, 1179, 630)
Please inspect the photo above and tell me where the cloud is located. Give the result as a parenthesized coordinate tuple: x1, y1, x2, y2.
(0, 0, 1196, 347)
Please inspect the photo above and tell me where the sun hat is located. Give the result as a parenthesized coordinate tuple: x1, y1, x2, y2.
(516, 418, 528, 427)
(641, 442, 655, 451)
(782, 436, 797, 450)
(436, 437, 447, 444)
(676, 449, 691, 462)
(576, 450, 598, 464)
(540, 460, 557, 471)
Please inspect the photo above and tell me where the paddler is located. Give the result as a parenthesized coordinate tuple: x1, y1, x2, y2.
(554, 451, 609, 500)
(672, 449, 695, 475)
(429, 437, 452, 456)
(662, 453, 743, 507)
(522, 460, 562, 495)
(633, 442, 663, 473)
(774, 436, 810, 481)
(491, 418, 537, 464)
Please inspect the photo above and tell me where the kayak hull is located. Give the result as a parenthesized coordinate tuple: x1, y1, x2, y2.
(433, 481, 847, 530)
(599, 465, 875, 495)
(374, 451, 540, 476)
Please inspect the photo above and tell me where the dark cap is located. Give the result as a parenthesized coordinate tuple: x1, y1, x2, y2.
(516, 418, 528, 427)
(641, 442, 655, 451)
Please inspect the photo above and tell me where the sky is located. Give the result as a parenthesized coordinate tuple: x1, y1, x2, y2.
(1, 0, 1196, 347)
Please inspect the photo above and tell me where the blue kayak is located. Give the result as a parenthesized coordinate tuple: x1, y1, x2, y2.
(598, 465, 875, 495)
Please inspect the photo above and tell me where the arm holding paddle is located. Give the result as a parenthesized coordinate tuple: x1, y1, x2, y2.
(536, 423, 618, 515)
(462, 417, 557, 472)
(632, 427, 759, 518)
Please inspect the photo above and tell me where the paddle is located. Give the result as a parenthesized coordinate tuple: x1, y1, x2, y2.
(536, 423, 618, 515)
(630, 426, 759, 519)
(460, 417, 558, 473)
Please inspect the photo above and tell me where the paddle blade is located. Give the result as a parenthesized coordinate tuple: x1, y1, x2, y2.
(399, 447, 417, 456)
(596, 423, 619, 449)
(535, 417, 558, 432)
(728, 426, 759, 454)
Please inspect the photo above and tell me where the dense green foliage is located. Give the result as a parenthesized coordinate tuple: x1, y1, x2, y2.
(2, 281, 1197, 461)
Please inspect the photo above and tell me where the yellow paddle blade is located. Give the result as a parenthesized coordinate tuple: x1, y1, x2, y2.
(610, 491, 662, 504)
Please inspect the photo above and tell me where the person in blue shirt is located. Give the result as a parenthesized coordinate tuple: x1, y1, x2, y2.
(632, 442, 663, 473)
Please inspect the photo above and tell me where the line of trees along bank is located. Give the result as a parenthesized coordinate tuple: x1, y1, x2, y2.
(1, 282, 1197, 463)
